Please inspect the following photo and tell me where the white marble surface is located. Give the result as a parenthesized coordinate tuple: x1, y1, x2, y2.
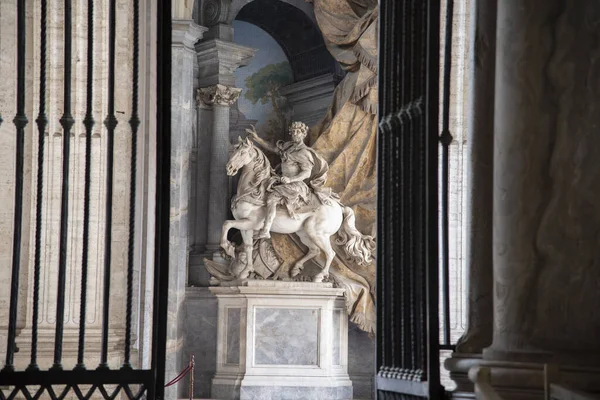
(254, 308, 319, 365)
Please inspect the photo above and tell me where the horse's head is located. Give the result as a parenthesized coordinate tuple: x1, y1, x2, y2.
(226, 136, 255, 176)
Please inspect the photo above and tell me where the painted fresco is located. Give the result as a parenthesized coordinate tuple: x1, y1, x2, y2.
(232, 20, 293, 144)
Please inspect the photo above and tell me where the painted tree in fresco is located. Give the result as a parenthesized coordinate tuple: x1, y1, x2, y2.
(244, 61, 294, 141)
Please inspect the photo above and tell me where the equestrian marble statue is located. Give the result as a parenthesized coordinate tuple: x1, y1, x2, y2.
(215, 121, 375, 283)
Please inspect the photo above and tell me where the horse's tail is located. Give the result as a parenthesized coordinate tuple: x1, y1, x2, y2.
(335, 206, 376, 266)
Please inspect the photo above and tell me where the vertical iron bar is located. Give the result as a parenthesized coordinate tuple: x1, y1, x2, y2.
(440, 0, 454, 347)
(123, 0, 141, 370)
(151, 0, 171, 395)
(53, 0, 76, 371)
(404, 4, 413, 379)
(3, 0, 29, 373)
(28, 0, 49, 372)
(415, 0, 427, 371)
(388, 2, 398, 366)
(426, 0, 442, 396)
(99, 0, 119, 370)
(75, 0, 95, 371)
(375, 0, 387, 374)
(376, 0, 391, 373)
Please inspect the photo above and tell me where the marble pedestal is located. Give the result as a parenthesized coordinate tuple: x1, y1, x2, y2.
(209, 281, 353, 400)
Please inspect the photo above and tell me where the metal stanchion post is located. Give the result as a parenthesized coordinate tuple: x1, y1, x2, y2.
(189, 354, 194, 400)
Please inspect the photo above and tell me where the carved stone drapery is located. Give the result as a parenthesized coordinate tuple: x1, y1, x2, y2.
(196, 84, 242, 108)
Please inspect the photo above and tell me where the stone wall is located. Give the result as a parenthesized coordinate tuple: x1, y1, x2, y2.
(0, 0, 156, 372)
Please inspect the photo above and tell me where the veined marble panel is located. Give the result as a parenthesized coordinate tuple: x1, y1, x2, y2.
(333, 309, 342, 366)
(254, 308, 319, 365)
(226, 307, 241, 365)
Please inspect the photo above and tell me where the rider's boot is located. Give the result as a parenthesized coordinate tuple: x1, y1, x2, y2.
(256, 203, 276, 239)
(285, 203, 299, 220)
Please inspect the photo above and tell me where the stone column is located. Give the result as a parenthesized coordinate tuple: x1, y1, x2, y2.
(196, 84, 242, 258)
(166, 19, 205, 400)
(445, 0, 495, 394)
(478, 0, 600, 397)
(189, 99, 212, 282)
(484, 0, 560, 361)
(189, 38, 253, 272)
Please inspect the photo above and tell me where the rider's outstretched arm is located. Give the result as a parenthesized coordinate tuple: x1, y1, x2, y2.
(253, 136, 278, 154)
(246, 127, 278, 154)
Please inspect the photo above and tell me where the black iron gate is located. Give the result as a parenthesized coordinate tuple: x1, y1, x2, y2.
(376, 0, 443, 399)
(0, 0, 172, 398)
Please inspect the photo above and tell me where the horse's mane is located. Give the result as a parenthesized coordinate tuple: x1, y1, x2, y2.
(234, 142, 273, 201)
(249, 144, 273, 186)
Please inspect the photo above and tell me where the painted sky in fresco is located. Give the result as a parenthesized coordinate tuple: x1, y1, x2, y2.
(233, 20, 289, 126)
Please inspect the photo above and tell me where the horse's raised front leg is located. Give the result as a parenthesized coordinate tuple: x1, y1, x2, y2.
(220, 220, 236, 258)
(220, 219, 260, 259)
(237, 230, 255, 279)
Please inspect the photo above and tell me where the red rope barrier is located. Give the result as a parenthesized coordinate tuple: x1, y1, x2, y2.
(164, 353, 196, 393)
(164, 365, 191, 387)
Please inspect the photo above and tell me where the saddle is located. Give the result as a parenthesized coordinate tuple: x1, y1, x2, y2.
(276, 191, 334, 215)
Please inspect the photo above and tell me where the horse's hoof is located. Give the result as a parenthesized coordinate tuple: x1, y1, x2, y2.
(290, 264, 304, 277)
(221, 242, 235, 258)
(254, 231, 271, 240)
(238, 267, 254, 280)
(313, 274, 327, 283)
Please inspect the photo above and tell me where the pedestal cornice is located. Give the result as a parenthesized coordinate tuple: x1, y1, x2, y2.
(209, 280, 346, 298)
(195, 39, 256, 87)
(172, 20, 207, 51)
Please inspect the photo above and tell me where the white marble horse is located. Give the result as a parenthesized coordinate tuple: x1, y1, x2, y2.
(221, 136, 374, 282)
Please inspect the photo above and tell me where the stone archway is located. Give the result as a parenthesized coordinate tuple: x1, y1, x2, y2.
(233, 0, 338, 82)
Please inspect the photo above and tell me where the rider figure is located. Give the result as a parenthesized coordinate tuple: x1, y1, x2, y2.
(247, 121, 336, 239)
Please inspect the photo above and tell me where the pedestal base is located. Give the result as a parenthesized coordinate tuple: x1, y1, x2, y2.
(444, 353, 482, 397)
(469, 359, 600, 400)
(212, 378, 353, 400)
(209, 280, 353, 400)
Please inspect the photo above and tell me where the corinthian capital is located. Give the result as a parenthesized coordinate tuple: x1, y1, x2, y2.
(196, 84, 242, 107)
